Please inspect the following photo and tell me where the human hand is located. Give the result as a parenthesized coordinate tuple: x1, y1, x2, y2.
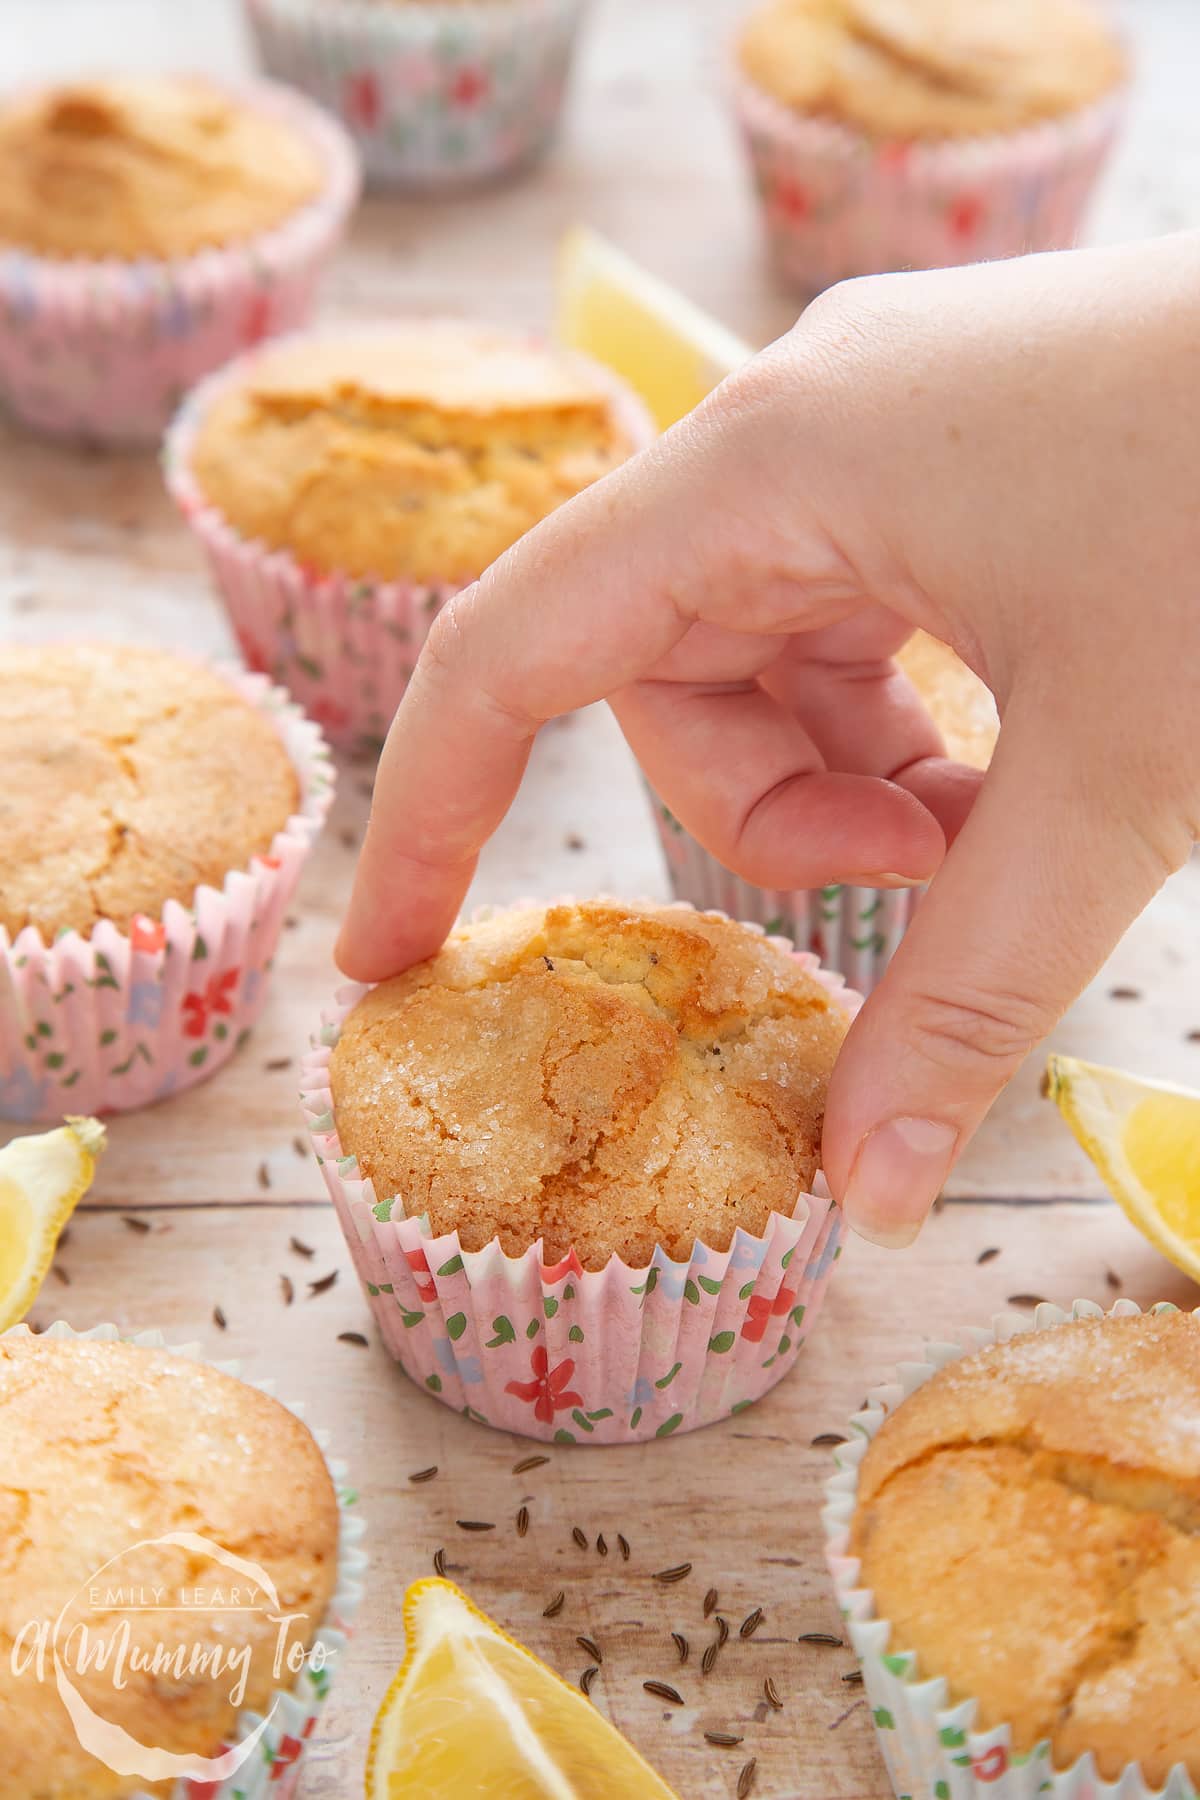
(338, 235, 1200, 1247)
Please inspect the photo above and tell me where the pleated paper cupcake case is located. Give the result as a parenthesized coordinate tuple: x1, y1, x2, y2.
(822, 1298, 1198, 1800)
(0, 670, 334, 1121)
(244, 0, 590, 188)
(0, 80, 359, 445)
(302, 903, 862, 1445)
(3, 1318, 366, 1800)
(732, 71, 1127, 295)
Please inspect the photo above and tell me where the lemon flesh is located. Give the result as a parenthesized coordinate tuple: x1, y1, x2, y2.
(366, 1580, 680, 1799)
(0, 1116, 105, 1330)
(556, 226, 750, 432)
(1045, 1055, 1200, 1282)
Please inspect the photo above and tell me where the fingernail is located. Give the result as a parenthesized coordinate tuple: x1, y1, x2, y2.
(841, 873, 927, 890)
(841, 1117, 958, 1248)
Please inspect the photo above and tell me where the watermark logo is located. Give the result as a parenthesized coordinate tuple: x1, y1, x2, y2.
(11, 1531, 329, 1784)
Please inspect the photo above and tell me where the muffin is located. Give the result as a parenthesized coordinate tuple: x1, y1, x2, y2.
(243, 0, 590, 189)
(650, 632, 999, 993)
(0, 75, 357, 444)
(167, 322, 653, 750)
(826, 1302, 1200, 1799)
(304, 899, 860, 1443)
(733, 0, 1128, 293)
(0, 1323, 360, 1799)
(0, 644, 332, 1120)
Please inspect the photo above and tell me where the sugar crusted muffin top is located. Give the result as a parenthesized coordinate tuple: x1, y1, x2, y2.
(187, 324, 636, 584)
(0, 644, 299, 942)
(896, 631, 998, 770)
(330, 901, 849, 1271)
(739, 0, 1125, 140)
(0, 76, 322, 262)
(850, 1312, 1200, 1786)
(0, 1334, 339, 1800)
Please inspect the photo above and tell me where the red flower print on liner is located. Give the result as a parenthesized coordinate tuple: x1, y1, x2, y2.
(242, 290, 274, 348)
(972, 1747, 1009, 1783)
(269, 1733, 304, 1779)
(404, 1247, 437, 1304)
(741, 1286, 797, 1344)
(450, 66, 490, 109)
(185, 1756, 233, 1799)
(307, 694, 351, 735)
(774, 176, 811, 222)
(345, 71, 382, 129)
(949, 194, 986, 240)
(505, 1346, 583, 1425)
(542, 1247, 584, 1284)
(129, 915, 166, 955)
(877, 140, 912, 174)
(182, 968, 239, 1039)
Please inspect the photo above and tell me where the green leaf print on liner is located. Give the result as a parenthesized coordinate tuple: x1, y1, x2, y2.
(187, 1047, 207, 1068)
(563, 1282, 576, 1301)
(697, 1275, 722, 1296)
(939, 1727, 967, 1748)
(486, 1315, 516, 1347)
(400, 1310, 424, 1329)
(780, 1245, 795, 1270)
(571, 1410, 595, 1433)
(553, 1428, 576, 1445)
(655, 1363, 682, 1389)
(684, 1279, 700, 1305)
(791, 1305, 807, 1329)
(437, 1253, 464, 1277)
(587, 1409, 613, 1422)
(100, 1029, 117, 1047)
(739, 1281, 756, 1300)
(778, 1334, 792, 1354)
(446, 1313, 467, 1341)
(543, 1296, 559, 1318)
(191, 937, 207, 961)
(35, 1021, 51, 1038)
(568, 1324, 584, 1343)
(881, 1653, 912, 1675)
(934, 1785, 950, 1799)
(372, 1197, 394, 1222)
(525, 1319, 540, 1340)
(873, 1709, 895, 1730)
(426, 1374, 442, 1393)
(631, 1268, 658, 1298)
(655, 1413, 684, 1438)
(630, 1406, 643, 1430)
(730, 1400, 753, 1414)
(708, 1331, 735, 1354)
(45, 1052, 65, 1070)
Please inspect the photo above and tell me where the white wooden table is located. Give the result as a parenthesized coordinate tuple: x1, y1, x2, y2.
(2, 3, 1199, 1795)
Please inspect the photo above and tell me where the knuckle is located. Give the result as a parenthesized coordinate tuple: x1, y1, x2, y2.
(903, 984, 1047, 1077)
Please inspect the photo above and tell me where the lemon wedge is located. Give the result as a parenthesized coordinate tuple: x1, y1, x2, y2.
(1045, 1055, 1200, 1282)
(0, 1116, 106, 1331)
(365, 1578, 681, 1798)
(556, 226, 751, 431)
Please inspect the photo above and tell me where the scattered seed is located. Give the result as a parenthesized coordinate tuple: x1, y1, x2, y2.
(1038, 1068, 1052, 1098)
(976, 1246, 1001, 1265)
(764, 1676, 783, 1709)
(580, 1666, 598, 1697)
(576, 1635, 602, 1664)
(292, 1136, 308, 1158)
(701, 1641, 720, 1675)
(338, 1331, 368, 1347)
(653, 1563, 692, 1585)
(433, 1548, 446, 1577)
(1110, 985, 1141, 1000)
(512, 1454, 550, 1475)
(810, 1433, 848, 1448)
(542, 955, 555, 972)
(798, 1632, 844, 1648)
(212, 1306, 226, 1330)
(828, 1698, 866, 1732)
(1006, 1293, 1049, 1308)
(280, 1274, 294, 1306)
(122, 1215, 151, 1234)
(617, 1533, 631, 1562)
(703, 1587, 719, 1618)
(740, 1608, 763, 1640)
(52, 1265, 70, 1285)
(265, 1056, 292, 1072)
(284, 914, 300, 931)
(596, 1533, 608, 1557)
(339, 828, 356, 851)
(1188, 1030, 1200, 1045)
(290, 1236, 316, 1258)
(408, 1466, 438, 1484)
(716, 1616, 730, 1647)
(643, 1681, 683, 1705)
(516, 1506, 530, 1538)
(572, 1527, 588, 1550)
(1106, 1268, 1122, 1291)
(737, 1757, 757, 1797)
(565, 833, 586, 851)
(256, 1161, 271, 1191)
(308, 1270, 339, 1297)
(456, 1520, 495, 1533)
(704, 1731, 743, 1748)
(672, 1632, 689, 1664)
(543, 1592, 566, 1619)
(841, 1670, 864, 1686)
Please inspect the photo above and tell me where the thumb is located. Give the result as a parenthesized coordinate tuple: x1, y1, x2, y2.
(820, 689, 1187, 1247)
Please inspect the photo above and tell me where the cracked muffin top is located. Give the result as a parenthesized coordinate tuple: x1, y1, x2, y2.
(850, 1311, 1200, 1786)
(330, 900, 851, 1270)
(0, 1333, 338, 1799)
(896, 631, 997, 771)
(186, 324, 637, 584)
(0, 76, 322, 262)
(0, 644, 299, 942)
(738, 0, 1126, 140)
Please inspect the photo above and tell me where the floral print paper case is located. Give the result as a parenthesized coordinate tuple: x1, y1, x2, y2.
(245, 0, 589, 188)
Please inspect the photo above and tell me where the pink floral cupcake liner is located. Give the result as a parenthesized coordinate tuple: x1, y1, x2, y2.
(164, 324, 655, 754)
(733, 70, 1127, 295)
(0, 667, 333, 1122)
(0, 80, 359, 446)
(823, 1298, 1196, 1800)
(4, 1319, 366, 1800)
(301, 903, 861, 1444)
(649, 791, 913, 994)
(244, 0, 590, 188)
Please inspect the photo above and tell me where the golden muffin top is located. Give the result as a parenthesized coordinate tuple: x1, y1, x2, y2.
(187, 324, 637, 585)
(0, 644, 299, 942)
(896, 631, 998, 770)
(739, 0, 1126, 139)
(0, 1334, 339, 1800)
(850, 1312, 1200, 1787)
(330, 900, 850, 1271)
(0, 76, 322, 261)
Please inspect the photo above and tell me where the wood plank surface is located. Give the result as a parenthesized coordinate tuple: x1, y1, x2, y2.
(2, 2, 1199, 1796)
